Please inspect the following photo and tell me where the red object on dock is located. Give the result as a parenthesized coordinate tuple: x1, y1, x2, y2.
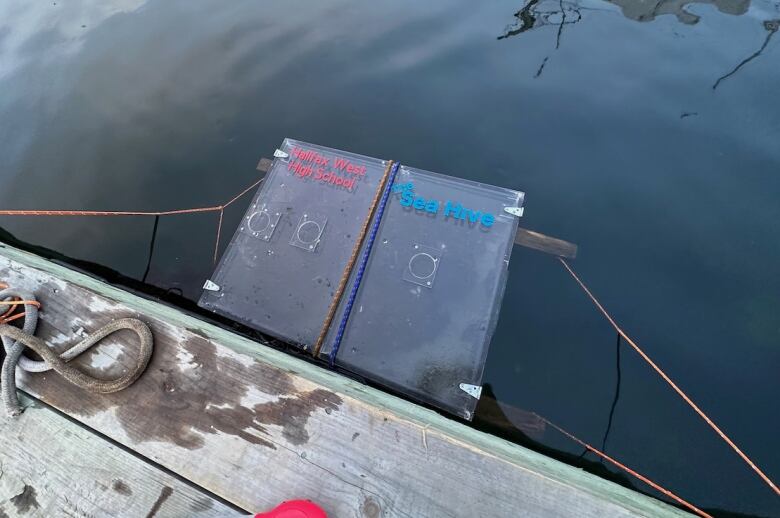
(255, 500, 327, 518)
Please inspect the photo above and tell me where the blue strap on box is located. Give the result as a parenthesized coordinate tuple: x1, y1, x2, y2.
(328, 162, 400, 366)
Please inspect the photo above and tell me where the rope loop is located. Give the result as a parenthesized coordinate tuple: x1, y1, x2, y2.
(0, 288, 43, 373)
(0, 285, 153, 417)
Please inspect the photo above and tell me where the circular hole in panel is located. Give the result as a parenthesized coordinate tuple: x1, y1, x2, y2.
(409, 252, 437, 279)
(248, 211, 271, 234)
(296, 220, 322, 245)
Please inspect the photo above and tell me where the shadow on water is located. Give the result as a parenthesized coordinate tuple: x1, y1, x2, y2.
(499, 0, 779, 86)
(474, 384, 772, 518)
(474, 384, 640, 489)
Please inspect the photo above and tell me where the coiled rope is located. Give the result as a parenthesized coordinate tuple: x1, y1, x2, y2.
(0, 288, 153, 417)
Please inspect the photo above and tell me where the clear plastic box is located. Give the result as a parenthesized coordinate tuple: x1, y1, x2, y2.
(320, 165, 524, 419)
(200, 141, 525, 420)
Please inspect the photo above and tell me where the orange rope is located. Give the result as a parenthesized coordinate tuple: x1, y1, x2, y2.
(0, 177, 263, 218)
(535, 413, 714, 518)
(214, 208, 225, 265)
(223, 178, 265, 208)
(0, 177, 265, 266)
(0, 288, 42, 324)
(0, 300, 40, 308)
(1, 312, 27, 324)
(0, 303, 17, 321)
(0, 206, 222, 217)
(558, 257, 780, 497)
(0, 301, 15, 320)
(312, 161, 394, 356)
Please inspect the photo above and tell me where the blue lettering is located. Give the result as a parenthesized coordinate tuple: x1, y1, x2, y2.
(393, 182, 414, 194)
(406, 195, 493, 230)
(444, 201, 460, 219)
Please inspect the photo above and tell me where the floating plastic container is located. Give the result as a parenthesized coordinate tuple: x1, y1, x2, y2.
(320, 165, 524, 419)
(199, 138, 389, 348)
(200, 140, 525, 420)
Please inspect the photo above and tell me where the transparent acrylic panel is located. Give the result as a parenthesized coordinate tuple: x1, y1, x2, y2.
(199, 138, 388, 349)
(321, 165, 524, 419)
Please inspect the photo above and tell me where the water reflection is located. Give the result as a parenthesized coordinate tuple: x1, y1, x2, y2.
(0, 0, 148, 79)
(497, 0, 586, 78)
(498, 0, 582, 41)
(713, 19, 779, 88)
(609, 0, 748, 24)
(500, 0, 779, 90)
(499, 0, 751, 37)
(2, 1, 779, 515)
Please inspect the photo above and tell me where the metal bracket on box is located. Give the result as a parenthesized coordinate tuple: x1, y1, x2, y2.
(203, 280, 220, 292)
(504, 206, 525, 217)
(273, 149, 289, 159)
(459, 383, 482, 399)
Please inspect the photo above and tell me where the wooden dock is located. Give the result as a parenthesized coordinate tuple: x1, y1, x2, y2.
(0, 242, 689, 517)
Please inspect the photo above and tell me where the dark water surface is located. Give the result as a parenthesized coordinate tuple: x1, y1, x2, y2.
(1, 1, 779, 515)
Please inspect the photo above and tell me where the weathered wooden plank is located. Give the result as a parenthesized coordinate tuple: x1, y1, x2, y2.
(0, 243, 686, 518)
(515, 227, 578, 259)
(0, 394, 238, 518)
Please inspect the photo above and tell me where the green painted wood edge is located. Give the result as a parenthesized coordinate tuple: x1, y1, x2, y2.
(0, 242, 690, 517)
